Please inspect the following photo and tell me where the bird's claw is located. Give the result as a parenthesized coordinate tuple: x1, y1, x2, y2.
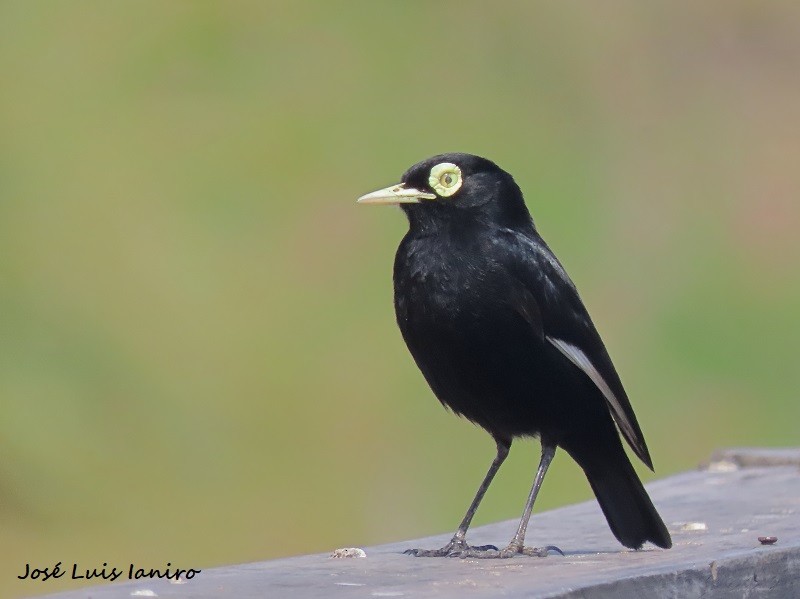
(450, 542, 564, 559)
(404, 539, 498, 558)
(523, 544, 564, 557)
(405, 538, 562, 559)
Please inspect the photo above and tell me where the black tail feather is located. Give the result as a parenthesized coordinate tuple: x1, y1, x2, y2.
(582, 449, 672, 549)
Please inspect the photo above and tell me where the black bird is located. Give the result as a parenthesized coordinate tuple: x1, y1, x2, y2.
(357, 153, 671, 558)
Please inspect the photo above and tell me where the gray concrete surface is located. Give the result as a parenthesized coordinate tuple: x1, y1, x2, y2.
(39, 447, 800, 598)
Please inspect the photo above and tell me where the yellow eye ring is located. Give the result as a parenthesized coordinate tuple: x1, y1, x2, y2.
(429, 162, 462, 197)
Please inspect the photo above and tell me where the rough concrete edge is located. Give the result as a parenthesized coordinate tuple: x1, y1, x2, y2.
(552, 546, 800, 599)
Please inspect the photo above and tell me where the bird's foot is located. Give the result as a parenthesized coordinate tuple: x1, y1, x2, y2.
(455, 541, 564, 559)
(404, 538, 498, 558)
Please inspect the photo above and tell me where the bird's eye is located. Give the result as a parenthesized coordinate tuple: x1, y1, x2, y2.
(429, 162, 463, 197)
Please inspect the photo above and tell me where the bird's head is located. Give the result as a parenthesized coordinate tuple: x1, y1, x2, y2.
(357, 153, 533, 230)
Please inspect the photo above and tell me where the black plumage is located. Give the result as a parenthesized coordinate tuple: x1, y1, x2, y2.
(358, 153, 671, 557)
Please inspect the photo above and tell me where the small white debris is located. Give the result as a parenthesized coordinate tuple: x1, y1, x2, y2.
(331, 547, 367, 558)
(707, 460, 738, 473)
(130, 591, 158, 598)
(680, 522, 708, 532)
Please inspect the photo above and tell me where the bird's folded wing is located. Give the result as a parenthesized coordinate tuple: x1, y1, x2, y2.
(545, 336, 650, 465)
(496, 228, 653, 470)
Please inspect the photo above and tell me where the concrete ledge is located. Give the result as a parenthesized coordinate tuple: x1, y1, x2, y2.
(41, 447, 800, 599)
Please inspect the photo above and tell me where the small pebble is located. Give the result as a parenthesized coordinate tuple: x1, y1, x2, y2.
(680, 522, 707, 531)
(758, 536, 777, 545)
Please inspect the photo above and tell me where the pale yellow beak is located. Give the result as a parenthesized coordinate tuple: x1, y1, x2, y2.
(357, 183, 437, 205)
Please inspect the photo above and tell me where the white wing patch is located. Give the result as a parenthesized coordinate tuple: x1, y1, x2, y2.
(546, 336, 639, 448)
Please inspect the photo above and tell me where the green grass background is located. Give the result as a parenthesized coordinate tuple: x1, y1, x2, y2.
(1, 1, 798, 596)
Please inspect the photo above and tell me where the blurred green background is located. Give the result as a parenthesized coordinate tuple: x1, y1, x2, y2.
(1, 1, 798, 596)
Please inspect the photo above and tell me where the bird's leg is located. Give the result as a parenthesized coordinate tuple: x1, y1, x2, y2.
(502, 442, 559, 556)
(405, 438, 510, 557)
(457, 442, 562, 558)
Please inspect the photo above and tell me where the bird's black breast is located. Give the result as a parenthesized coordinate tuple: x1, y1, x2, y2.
(393, 227, 569, 440)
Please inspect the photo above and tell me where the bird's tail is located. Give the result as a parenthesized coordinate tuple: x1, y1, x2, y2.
(579, 444, 672, 550)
